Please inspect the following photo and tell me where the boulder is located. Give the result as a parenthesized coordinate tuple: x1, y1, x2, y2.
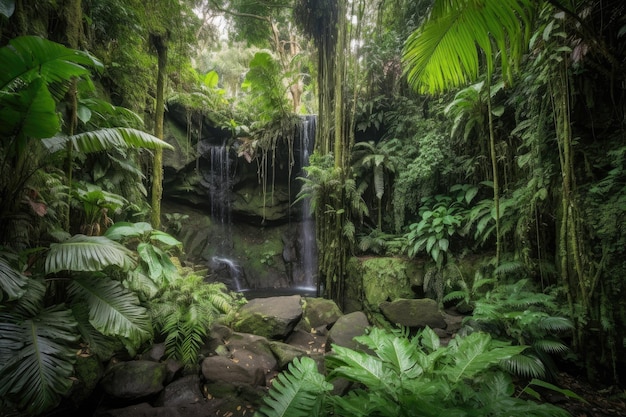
(201, 355, 265, 386)
(100, 360, 167, 399)
(227, 333, 278, 377)
(299, 297, 343, 331)
(326, 311, 370, 351)
(157, 374, 203, 407)
(269, 341, 310, 369)
(379, 298, 447, 329)
(232, 295, 303, 339)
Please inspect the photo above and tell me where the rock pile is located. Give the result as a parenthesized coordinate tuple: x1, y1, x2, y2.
(78, 295, 453, 417)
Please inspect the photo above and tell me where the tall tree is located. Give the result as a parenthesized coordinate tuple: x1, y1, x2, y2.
(402, 0, 535, 265)
(150, 31, 168, 229)
(294, 0, 365, 305)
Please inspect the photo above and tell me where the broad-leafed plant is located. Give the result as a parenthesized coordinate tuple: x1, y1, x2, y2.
(257, 327, 572, 417)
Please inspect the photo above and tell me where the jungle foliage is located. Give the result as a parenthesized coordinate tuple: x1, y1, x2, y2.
(1, 0, 626, 414)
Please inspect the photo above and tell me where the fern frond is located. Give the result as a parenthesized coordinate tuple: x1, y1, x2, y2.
(258, 357, 331, 417)
(494, 260, 526, 277)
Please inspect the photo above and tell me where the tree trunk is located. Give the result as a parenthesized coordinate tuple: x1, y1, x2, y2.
(63, 0, 82, 231)
(150, 33, 168, 230)
(485, 74, 501, 266)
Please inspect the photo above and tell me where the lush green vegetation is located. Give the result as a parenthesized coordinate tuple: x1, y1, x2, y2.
(258, 327, 576, 417)
(1, 0, 625, 415)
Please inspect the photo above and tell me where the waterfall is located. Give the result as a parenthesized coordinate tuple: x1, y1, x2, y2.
(211, 256, 245, 291)
(206, 144, 231, 224)
(299, 115, 317, 290)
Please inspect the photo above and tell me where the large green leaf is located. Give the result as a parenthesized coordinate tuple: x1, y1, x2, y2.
(68, 274, 151, 343)
(0, 35, 101, 93)
(402, 0, 534, 94)
(0, 77, 59, 140)
(0, 306, 78, 415)
(446, 332, 525, 382)
(45, 234, 135, 273)
(42, 127, 174, 154)
(0, 256, 28, 301)
(258, 357, 331, 417)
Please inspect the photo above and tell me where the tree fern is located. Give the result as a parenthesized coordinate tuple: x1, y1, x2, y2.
(258, 356, 332, 417)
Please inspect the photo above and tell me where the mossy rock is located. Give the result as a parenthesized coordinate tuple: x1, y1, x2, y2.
(356, 257, 420, 310)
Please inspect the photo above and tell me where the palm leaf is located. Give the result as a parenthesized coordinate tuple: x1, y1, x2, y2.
(0, 77, 59, 140)
(41, 127, 174, 154)
(71, 303, 118, 359)
(326, 345, 387, 390)
(501, 352, 546, 379)
(403, 0, 534, 94)
(0, 306, 78, 415)
(0, 256, 28, 301)
(258, 356, 331, 417)
(45, 234, 135, 273)
(68, 274, 151, 343)
(446, 332, 525, 382)
(0, 35, 100, 93)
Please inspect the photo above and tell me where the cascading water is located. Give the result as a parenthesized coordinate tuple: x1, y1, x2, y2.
(210, 256, 245, 291)
(298, 115, 318, 291)
(200, 142, 245, 291)
(207, 144, 231, 224)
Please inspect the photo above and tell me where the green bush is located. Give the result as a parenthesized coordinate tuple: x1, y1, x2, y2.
(257, 327, 571, 417)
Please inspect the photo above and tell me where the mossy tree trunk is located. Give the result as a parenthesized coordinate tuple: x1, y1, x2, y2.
(150, 33, 168, 230)
(295, 0, 352, 306)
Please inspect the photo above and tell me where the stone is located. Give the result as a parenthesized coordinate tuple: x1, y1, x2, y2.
(269, 341, 309, 369)
(227, 333, 278, 377)
(232, 295, 303, 339)
(157, 374, 203, 407)
(100, 360, 167, 399)
(326, 311, 370, 351)
(201, 355, 265, 386)
(140, 343, 166, 362)
(299, 297, 343, 330)
(379, 298, 447, 329)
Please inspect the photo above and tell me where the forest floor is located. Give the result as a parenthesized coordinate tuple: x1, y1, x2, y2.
(544, 372, 626, 417)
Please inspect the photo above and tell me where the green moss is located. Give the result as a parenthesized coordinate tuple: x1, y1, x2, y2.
(346, 257, 425, 312)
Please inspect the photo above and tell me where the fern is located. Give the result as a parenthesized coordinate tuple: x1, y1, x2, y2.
(258, 357, 332, 417)
(258, 327, 570, 417)
(148, 274, 241, 366)
(470, 279, 573, 379)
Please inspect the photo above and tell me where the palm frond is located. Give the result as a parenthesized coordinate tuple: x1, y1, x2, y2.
(532, 338, 570, 355)
(0, 255, 28, 301)
(0, 35, 101, 94)
(258, 356, 332, 417)
(403, 0, 534, 94)
(42, 127, 174, 154)
(0, 306, 78, 415)
(71, 302, 118, 359)
(501, 352, 546, 379)
(537, 316, 574, 332)
(68, 274, 151, 344)
(326, 345, 386, 390)
(446, 332, 525, 382)
(45, 234, 135, 273)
